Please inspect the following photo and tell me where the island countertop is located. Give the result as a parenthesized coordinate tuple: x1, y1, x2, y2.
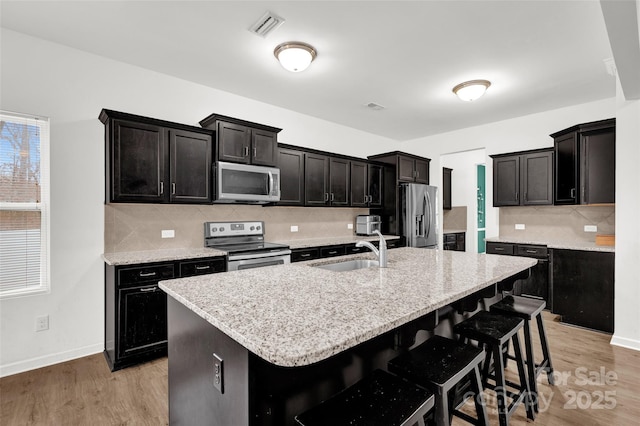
(159, 247, 536, 367)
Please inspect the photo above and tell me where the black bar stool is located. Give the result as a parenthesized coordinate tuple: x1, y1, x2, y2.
(453, 311, 535, 426)
(294, 369, 434, 426)
(490, 295, 555, 413)
(388, 335, 489, 426)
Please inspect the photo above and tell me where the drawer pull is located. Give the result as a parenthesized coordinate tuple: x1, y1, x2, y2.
(301, 253, 311, 258)
(494, 247, 504, 251)
(139, 271, 157, 277)
(195, 265, 211, 270)
(328, 251, 337, 255)
(525, 250, 538, 254)
(140, 286, 157, 292)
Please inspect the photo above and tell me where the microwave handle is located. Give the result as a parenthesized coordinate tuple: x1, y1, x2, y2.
(268, 171, 275, 196)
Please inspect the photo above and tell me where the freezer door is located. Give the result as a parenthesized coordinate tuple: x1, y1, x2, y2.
(424, 185, 438, 247)
(402, 184, 438, 248)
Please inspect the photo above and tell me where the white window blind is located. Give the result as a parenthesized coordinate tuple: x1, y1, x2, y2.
(0, 111, 50, 298)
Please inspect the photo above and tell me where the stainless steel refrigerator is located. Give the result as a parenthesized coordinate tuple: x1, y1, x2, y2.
(401, 183, 439, 248)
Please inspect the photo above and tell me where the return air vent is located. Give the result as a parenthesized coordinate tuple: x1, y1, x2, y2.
(249, 11, 285, 38)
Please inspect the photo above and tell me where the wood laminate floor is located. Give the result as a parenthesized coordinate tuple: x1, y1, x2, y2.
(1, 312, 638, 425)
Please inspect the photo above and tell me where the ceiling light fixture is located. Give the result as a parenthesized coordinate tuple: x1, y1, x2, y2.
(452, 80, 491, 101)
(273, 42, 317, 72)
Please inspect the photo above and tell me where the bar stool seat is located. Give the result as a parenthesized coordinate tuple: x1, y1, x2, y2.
(453, 310, 535, 426)
(294, 369, 434, 426)
(490, 295, 555, 413)
(388, 335, 489, 426)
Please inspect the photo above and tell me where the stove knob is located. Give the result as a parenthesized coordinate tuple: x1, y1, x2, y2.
(250, 226, 255, 231)
(219, 227, 225, 232)
(256, 225, 261, 231)
(211, 227, 218, 233)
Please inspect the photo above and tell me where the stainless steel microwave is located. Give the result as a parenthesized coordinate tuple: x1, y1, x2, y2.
(215, 161, 281, 204)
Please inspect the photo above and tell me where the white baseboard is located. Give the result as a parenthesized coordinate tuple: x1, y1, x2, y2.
(0, 343, 103, 378)
(610, 334, 640, 352)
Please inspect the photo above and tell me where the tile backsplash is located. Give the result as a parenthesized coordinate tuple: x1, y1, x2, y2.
(499, 205, 615, 242)
(104, 204, 369, 253)
(443, 206, 467, 231)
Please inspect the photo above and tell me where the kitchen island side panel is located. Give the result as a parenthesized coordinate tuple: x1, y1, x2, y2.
(168, 297, 250, 426)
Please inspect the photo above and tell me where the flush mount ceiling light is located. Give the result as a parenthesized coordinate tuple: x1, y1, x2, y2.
(452, 80, 492, 101)
(273, 42, 317, 72)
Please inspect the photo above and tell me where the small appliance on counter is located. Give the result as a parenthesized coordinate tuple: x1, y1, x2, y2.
(356, 215, 382, 236)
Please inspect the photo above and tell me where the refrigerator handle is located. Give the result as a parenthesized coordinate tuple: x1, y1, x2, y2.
(425, 191, 432, 240)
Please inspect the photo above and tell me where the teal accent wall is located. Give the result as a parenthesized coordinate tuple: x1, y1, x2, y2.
(477, 164, 486, 253)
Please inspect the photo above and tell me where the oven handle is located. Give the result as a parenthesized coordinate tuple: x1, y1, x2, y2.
(227, 249, 292, 261)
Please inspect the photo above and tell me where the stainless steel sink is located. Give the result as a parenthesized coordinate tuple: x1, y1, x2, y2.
(313, 259, 379, 272)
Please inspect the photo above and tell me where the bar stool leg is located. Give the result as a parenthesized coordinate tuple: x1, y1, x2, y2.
(537, 314, 555, 385)
(492, 344, 508, 426)
(435, 386, 449, 426)
(522, 320, 539, 413)
(470, 365, 490, 426)
(512, 333, 535, 421)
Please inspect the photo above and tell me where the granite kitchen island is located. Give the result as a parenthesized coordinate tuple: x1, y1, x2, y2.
(159, 247, 536, 425)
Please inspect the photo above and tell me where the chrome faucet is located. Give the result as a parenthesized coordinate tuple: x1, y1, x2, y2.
(356, 230, 388, 268)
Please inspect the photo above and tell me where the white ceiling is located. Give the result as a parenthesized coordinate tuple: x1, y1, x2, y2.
(0, 1, 618, 141)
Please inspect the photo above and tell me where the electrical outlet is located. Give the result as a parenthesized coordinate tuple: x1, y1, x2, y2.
(161, 229, 175, 238)
(515, 224, 526, 230)
(35, 315, 49, 332)
(213, 353, 224, 394)
(584, 225, 598, 233)
(290, 225, 299, 233)
(347, 223, 353, 229)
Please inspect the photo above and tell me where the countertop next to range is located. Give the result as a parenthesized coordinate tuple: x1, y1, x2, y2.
(159, 248, 536, 368)
(101, 235, 401, 266)
(485, 236, 615, 253)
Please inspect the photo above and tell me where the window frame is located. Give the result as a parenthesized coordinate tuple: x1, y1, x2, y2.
(0, 110, 50, 299)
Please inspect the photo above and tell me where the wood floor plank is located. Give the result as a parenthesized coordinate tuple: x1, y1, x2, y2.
(1, 312, 638, 425)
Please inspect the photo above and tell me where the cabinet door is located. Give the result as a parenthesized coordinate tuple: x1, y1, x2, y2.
(304, 153, 329, 206)
(581, 129, 615, 204)
(398, 156, 415, 182)
(277, 148, 305, 206)
(552, 249, 614, 333)
(350, 161, 368, 207)
(169, 130, 212, 204)
(554, 132, 579, 204)
(111, 119, 166, 202)
(329, 158, 350, 206)
(515, 260, 549, 307)
(367, 164, 383, 208)
(522, 151, 553, 205)
(118, 284, 167, 358)
(251, 129, 278, 166)
(217, 121, 250, 164)
(414, 158, 430, 184)
(493, 155, 520, 206)
(442, 168, 452, 210)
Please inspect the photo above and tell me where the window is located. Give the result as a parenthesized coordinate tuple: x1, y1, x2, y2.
(0, 111, 50, 298)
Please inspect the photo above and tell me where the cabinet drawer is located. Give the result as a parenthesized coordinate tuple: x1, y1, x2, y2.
(179, 258, 226, 277)
(346, 244, 370, 254)
(291, 248, 320, 263)
(386, 238, 404, 249)
(486, 242, 515, 255)
(516, 245, 548, 259)
(320, 245, 347, 258)
(444, 234, 456, 243)
(118, 264, 175, 286)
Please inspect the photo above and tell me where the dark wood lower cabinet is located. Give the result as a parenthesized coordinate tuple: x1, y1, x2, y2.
(290, 238, 403, 263)
(104, 257, 225, 371)
(552, 249, 614, 333)
(443, 232, 465, 252)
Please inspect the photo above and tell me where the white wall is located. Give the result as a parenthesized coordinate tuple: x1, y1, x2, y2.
(0, 29, 398, 377)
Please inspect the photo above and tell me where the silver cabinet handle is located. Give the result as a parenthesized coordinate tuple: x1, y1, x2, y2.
(140, 286, 157, 292)
(300, 253, 311, 258)
(570, 188, 576, 199)
(324, 193, 329, 202)
(139, 271, 156, 277)
(172, 182, 176, 195)
(195, 265, 211, 270)
(516, 192, 519, 202)
(494, 247, 505, 251)
(525, 250, 538, 254)
(330, 193, 335, 201)
(328, 251, 338, 255)
(253, 147, 257, 157)
(244, 146, 249, 157)
(160, 181, 164, 195)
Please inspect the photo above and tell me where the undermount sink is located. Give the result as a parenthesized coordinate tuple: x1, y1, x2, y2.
(313, 259, 379, 272)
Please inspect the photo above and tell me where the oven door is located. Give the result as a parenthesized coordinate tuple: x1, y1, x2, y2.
(227, 251, 291, 271)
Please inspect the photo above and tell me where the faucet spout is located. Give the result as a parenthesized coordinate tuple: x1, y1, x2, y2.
(355, 230, 388, 268)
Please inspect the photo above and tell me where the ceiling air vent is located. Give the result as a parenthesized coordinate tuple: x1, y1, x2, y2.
(249, 11, 285, 38)
(366, 102, 386, 111)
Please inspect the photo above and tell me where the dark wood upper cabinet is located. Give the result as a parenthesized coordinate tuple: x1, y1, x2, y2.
(551, 118, 615, 205)
(442, 167, 452, 210)
(414, 158, 430, 184)
(199, 114, 281, 167)
(368, 151, 431, 184)
(101, 109, 213, 204)
(367, 163, 383, 208)
(329, 157, 350, 206)
(304, 152, 329, 206)
(350, 161, 368, 207)
(491, 149, 553, 207)
(277, 148, 305, 206)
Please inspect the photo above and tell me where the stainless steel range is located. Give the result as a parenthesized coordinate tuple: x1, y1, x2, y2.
(204, 221, 291, 271)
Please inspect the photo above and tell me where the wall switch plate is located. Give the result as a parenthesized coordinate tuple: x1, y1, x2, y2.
(515, 224, 526, 230)
(161, 230, 175, 238)
(347, 223, 353, 229)
(290, 225, 299, 233)
(584, 225, 598, 233)
(35, 315, 49, 332)
(213, 353, 224, 394)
